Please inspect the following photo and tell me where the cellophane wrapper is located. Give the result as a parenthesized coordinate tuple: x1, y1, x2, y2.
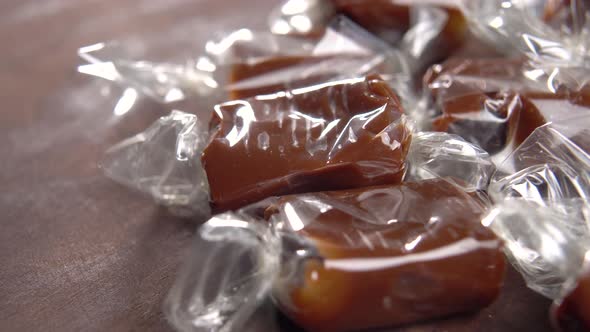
(269, 0, 469, 76)
(484, 115, 590, 301)
(418, 0, 590, 163)
(101, 88, 495, 217)
(465, 0, 590, 67)
(422, 55, 590, 164)
(78, 16, 411, 104)
(164, 132, 501, 331)
(165, 179, 505, 332)
(91, 15, 424, 216)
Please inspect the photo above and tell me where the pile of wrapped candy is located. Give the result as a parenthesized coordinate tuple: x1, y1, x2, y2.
(78, 0, 590, 331)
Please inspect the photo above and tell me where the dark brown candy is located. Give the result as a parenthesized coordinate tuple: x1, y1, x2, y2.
(202, 75, 411, 212)
(268, 179, 506, 332)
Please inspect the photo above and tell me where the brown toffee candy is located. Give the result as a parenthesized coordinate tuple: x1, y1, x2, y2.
(202, 75, 411, 212)
(268, 179, 506, 332)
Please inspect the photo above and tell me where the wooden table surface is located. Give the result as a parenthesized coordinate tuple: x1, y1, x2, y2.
(0, 1, 553, 331)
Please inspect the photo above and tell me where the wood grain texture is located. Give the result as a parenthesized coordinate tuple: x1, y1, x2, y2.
(0, 1, 553, 331)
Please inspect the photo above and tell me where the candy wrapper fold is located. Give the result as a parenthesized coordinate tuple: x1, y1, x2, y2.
(165, 178, 506, 332)
(484, 115, 590, 331)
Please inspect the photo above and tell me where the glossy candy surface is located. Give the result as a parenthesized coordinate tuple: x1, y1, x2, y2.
(202, 75, 412, 212)
(268, 179, 506, 332)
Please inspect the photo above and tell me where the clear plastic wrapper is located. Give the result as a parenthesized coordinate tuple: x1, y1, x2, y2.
(483, 115, 590, 331)
(101, 110, 211, 217)
(465, 0, 590, 67)
(79, 16, 411, 105)
(102, 79, 496, 217)
(490, 115, 590, 200)
(484, 198, 590, 331)
(165, 178, 506, 332)
(483, 199, 589, 299)
(202, 75, 412, 212)
(405, 131, 495, 192)
(422, 56, 590, 163)
(269, 0, 469, 75)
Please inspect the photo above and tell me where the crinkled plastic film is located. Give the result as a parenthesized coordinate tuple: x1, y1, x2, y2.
(165, 178, 506, 332)
(102, 75, 417, 216)
(79, 16, 411, 104)
(490, 115, 590, 201)
(202, 75, 413, 212)
(101, 111, 211, 217)
(417, 0, 590, 164)
(465, 0, 590, 67)
(422, 56, 590, 163)
(405, 131, 495, 192)
(269, 0, 469, 75)
(102, 72, 499, 218)
(73, 1, 590, 330)
(483, 115, 590, 330)
(483, 199, 589, 299)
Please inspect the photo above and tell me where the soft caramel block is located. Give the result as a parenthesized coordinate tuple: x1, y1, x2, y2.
(202, 76, 411, 212)
(268, 179, 506, 332)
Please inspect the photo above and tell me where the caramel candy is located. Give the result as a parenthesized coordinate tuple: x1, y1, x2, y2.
(269, 179, 506, 332)
(202, 75, 411, 212)
(425, 58, 590, 154)
(431, 92, 549, 154)
(330, 0, 468, 61)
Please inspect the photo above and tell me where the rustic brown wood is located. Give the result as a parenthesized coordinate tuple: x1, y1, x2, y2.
(0, 1, 553, 331)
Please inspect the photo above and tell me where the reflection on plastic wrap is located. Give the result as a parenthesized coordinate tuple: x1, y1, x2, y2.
(424, 57, 590, 163)
(100, 76, 503, 216)
(79, 16, 410, 105)
(166, 179, 505, 332)
(269, 0, 468, 74)
(101, 111, 211, 217)
(269, 0, 336, 36)
(465, 0, 590, 67)
(270, 179, 504, 331)
(202, 75, 413, 212)
(483, 116, 590, 331)
(490, 116, 590, 199)
(406, 131, 495, 192)
(78, 42, 218, 103)
(483, 199, 589, 299)
(224, 17, 411, 101)
(164, 212, 278, 332)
